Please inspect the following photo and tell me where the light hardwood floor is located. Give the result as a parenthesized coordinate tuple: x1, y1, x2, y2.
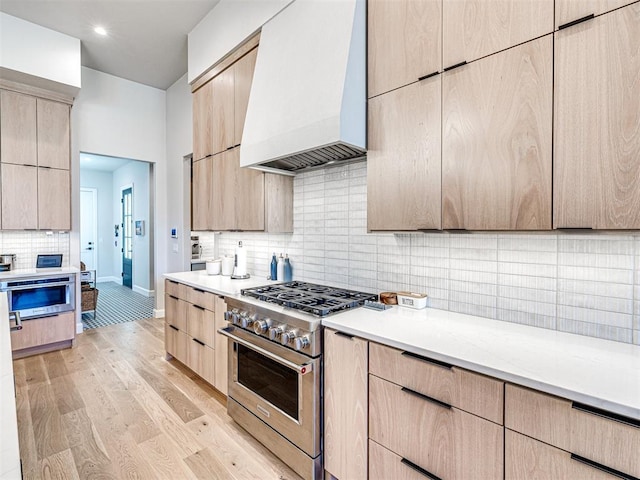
(12, 317, 301, 480)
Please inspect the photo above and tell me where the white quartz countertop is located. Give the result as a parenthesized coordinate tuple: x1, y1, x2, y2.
(322, 306, 640, 420)
(164, 270, 279, 297)
(0, 266, 79, 281)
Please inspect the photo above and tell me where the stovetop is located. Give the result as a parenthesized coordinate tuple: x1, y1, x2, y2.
(241, 281, 378, 317)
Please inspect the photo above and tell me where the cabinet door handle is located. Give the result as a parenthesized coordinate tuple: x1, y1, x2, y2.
(192, 338, 205, 346)
(193, 305, 205, 311)
(169, 295, 178, 300)
(401, 386, 451, 409)
(169, 324, 179, 331)
(334, 331, 354, 339)
(443, 61, 467, 72)
(402, 351, 452, 370)
(558, 13, 594, 30)
(418, 71, 439, 81)
(570, 454, 638, 480)
(572, 402, 640, 429)
(401, 458, 443, 480)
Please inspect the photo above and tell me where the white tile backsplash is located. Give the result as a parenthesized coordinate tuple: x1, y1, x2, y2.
(209, 161, 640, 344)
(0, 231, 70, 269)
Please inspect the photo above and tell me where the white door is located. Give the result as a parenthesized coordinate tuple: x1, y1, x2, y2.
(80, 188, 98, 272)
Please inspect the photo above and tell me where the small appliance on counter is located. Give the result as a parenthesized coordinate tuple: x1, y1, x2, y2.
(0, 254, 16, 272)
(191, 236, 202, 260)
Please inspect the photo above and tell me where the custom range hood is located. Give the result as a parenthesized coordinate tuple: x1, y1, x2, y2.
(240, 0, 366, 175)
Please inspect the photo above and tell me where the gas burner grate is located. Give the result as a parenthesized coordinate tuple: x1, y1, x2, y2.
(242, 281, 378, 317)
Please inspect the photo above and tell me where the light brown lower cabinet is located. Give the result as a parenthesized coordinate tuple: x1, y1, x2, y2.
(186, 302, 215, 347)
(505, 430, 619, 480)
(165, 322, 188, 365)
(213, 295, 229, 396)
(369, 374, 504, 480)
(10, 311, 75, 355)
(369, 440, 436, 480)
(323, 329, 368, 480)
(188, 338, 215, 385)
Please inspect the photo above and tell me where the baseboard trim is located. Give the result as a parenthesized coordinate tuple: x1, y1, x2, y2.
(97, 276, 122, 284)
(153, 309, 165, 319)
(133, 285, 155, 297)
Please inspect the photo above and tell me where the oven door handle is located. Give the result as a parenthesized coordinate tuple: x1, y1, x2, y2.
(9, 311, 22, 331)
(4, 281, 73, 291)
(218, 327, 313, 375)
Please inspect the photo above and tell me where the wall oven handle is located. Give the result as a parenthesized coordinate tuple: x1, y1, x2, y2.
(218, 327, 313, 375)
(9, 311, 22, 331)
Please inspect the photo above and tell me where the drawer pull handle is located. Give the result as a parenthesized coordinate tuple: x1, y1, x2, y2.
(401, 387, 451, 409)
(443, 61, 467, 72)
(192, 338, 205, 346)
(402, 351, 452, 370)
(570, 454, 638, 480)
(193, 305, 205, 311)
(401, 458, 443, 480)
(193, 288, 205, 293)
(418, 71, 439, 82)
(334, 331, 354, 339)
(558, 13, 594, 30)
(572, 402, 640, 429)
(169, 295, 179, 300)
(168, 280, 178, 285)
(169, 324, 179, 331)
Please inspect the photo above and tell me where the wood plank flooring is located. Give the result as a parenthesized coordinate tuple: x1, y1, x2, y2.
(13, 318, 301, 480)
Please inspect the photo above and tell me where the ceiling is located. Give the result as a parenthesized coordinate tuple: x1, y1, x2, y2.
(0, 0, 220, 90)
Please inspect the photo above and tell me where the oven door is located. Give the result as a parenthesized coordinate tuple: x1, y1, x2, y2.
(220, 326, 321, 457)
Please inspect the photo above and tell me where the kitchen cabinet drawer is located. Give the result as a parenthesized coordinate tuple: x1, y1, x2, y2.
(505, 384, 640, 478)
(555, 0, 636, 30)
(506, 429, 621, 480)
(186, 285, 215, 311)
(369, 375, 503, 480)
(188, 338, 215, 385)
(369, 440, 433, 480)
(369, 342, 503, 423)
(186, 302, 215, 347)
(164, 294, 187, 332)
(165, 279, 185, 299)
(165, 322, 188, 365)
(10, 312, 75, 352)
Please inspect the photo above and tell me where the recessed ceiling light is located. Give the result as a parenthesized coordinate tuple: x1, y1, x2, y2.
(94, 26, 107, 36)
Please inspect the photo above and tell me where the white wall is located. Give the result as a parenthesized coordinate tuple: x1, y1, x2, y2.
(165, 74, 193, 276)
(188, 0, 292, 82)
(79, 169, 115, 280)
(112, 161, 152, 294)
(72, 67, 167, 325)
(0, 12, 81, 95)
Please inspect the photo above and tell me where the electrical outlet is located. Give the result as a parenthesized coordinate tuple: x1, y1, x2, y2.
(172, 244, 179, 253)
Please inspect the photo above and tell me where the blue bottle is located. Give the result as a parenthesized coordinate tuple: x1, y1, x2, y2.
(283, 254, 292, 282)
(270, 253, 278, 280)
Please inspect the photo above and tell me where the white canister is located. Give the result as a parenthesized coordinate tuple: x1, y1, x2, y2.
(206, 259, 221, 275)
(221, 255, 235, 276)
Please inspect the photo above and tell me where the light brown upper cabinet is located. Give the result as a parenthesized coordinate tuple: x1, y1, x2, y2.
(368, 0, 441, 98)
(210, 67, 235, 155)
(192, 81, 213, 162)
(367, 77, 442, 231)
(443, 0, 554, 68)
(555, 0, 637, 29)
(0, 90, 37, 166)
(38, 167, 70, 230)
(191, 158, 213, 231)
(233, 48, 258, 146)
(1, 164, 38, 229)
(36, 99, 70, 170)
(554, 4, 640, 229)
(442, 36, 553, 230)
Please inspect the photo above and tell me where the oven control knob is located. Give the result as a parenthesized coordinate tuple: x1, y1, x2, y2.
(253, 318, 271, 335)
(228, 309, 240, 324)
(240, 313, 256, 329)
(268, 325, 285, 341)
(281, 330, 297, 346)
(294, 335, 310, 351)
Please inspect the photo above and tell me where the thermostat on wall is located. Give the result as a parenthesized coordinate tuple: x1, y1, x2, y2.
(171, 228, 178, 239)
(396, 292, 428, 309)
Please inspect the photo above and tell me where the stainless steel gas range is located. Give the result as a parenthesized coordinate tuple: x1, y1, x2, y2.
(219, 281, 377, 480)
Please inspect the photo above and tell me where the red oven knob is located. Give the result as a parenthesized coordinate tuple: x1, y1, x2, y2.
(294, 335, 310, 351)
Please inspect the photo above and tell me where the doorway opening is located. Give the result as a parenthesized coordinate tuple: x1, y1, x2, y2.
(79, 152, 155, 329)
